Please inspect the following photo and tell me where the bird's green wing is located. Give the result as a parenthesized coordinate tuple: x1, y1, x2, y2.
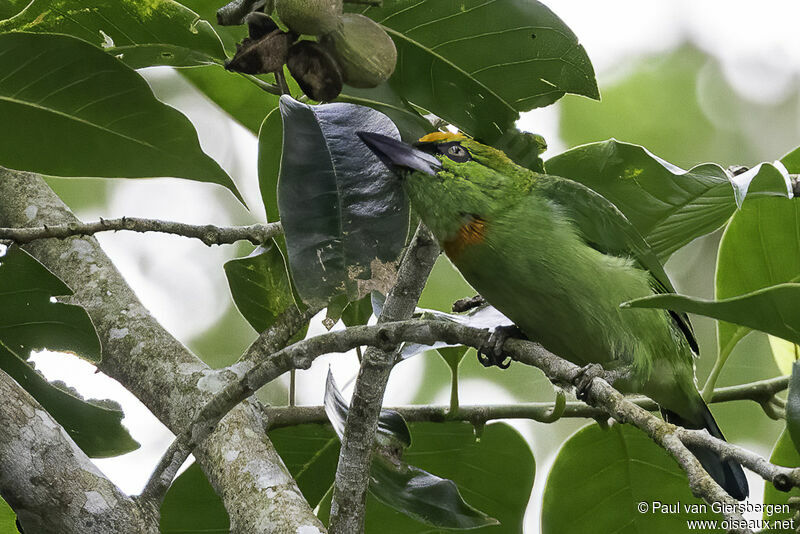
(537, 175, 699, 354)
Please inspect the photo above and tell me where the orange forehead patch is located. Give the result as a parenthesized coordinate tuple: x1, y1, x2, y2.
(443, 216, 487, 259)
(417, 131, 467, 143)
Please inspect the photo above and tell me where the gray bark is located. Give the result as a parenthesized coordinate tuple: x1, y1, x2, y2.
(0, 169, 324, 534)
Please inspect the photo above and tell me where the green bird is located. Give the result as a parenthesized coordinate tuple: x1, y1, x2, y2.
(358, 130, 748, 500)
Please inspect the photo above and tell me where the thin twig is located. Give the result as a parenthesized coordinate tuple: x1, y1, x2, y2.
(261, 375, 790, 427)
(0, 218, 282, 246)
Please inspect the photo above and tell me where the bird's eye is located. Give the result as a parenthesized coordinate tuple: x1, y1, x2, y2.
(438, 142, 471, 162)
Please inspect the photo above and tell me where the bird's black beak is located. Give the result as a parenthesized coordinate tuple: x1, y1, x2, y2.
(357, 132, 442, 176)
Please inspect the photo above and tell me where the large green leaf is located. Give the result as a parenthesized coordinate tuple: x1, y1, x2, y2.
(762, 431, 800, 529)
(715, 197, 800, 361)
(542, 424, 718, 533)
(0, 32, 241, 201)
(350, 0, 598, 144)
(223, 243, 295, 333)
(0, 246, 138, 458)
(269, 423, 341, 508)
(624, 283, 800, 346)
(277, 96, 409, 308)
(545, 140, 791, 261)
(781, 145, 800, 173)
(0, 0, 225, 68)
(0, 498, 16, 533)
(160, 463, 229, 534)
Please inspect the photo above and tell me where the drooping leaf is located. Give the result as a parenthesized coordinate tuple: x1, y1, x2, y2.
(0, 0, 225, 68)
(321, 372, 508, 530)
(348, 0, 598, 145)
(338, 85, 431, 143)
(0, 247, 138, 458)
(715, 197, 800, 363)
(278, 96, 409, 308)
(624, 284, 800, 346)
(368, 455, 499, 530)
(224, 243, 296, 333)
(543, 424, 719, 533)
(762, 431, 800, 527)
(324, 370, 412, 448)
(160, 463, 229, 534)
(545, 140, 792, 261)
(0, 497, 16, 533)
(0, 33, 241, 202)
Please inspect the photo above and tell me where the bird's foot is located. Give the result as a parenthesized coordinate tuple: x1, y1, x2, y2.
(573, 363, 606, 401)
(477, 325, 524, 369)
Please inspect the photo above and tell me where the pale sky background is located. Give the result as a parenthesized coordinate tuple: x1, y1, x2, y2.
(25, 1, 800, 531)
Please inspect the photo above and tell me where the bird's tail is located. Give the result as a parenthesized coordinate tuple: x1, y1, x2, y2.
(661, 399, 749, 500)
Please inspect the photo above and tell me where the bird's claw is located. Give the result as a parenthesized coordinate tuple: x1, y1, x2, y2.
(574, 363, 606, 401)
(477, 325, 523, 369)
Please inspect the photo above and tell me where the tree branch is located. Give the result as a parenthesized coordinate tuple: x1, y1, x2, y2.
(329, 224, 440, 534)
(0, 370, 158, 533)
(0, 217, 282, 246)
(0, 169, 324, 534)
(149, 317, 796, 534)
(260, 374, 790, 427)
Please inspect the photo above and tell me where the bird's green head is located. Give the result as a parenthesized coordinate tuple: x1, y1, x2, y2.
(358, 131, 535, 249)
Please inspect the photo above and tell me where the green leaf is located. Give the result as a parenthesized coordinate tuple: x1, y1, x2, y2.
(160, 463, 229, 534)
(223, 243, 295, 333)
(0, 497, 17, 534)
(0, 342, 138, 458)
(437, 346, 468, 371)
(317, 421, 533, 533)
(278, 96, 409, 308)
(543, 424, 718, 533)
(715, 197, 800, 361)
(0, 32, 241, 202)
(624, 283, 800, 346)
(270, 424, 341, 508)
(762, 431, 800, 527)
(0, 0, 225, 68)
(781, 146, 800, 173)
(0, 247, 138, 458)
(338, 85, 431, 143)
(182, 65, 281, 134)
(789, 362, 800, 457)
(258, 106, 283, 222)
(546, 140, 790, 261)
(350, 0, 598, 144)
(369, 455, 499, 530)
(0, 246, 100, 360)
(340, 293, 375, 327)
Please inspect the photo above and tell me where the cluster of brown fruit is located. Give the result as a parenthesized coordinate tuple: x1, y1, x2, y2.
(217, 0, 397, 101)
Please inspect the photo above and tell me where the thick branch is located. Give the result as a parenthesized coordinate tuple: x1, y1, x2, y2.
(0, 370, 157, 533)
(0, 217, 282, 246)
(0, 169, 324, 534)
(329, 225, 440, 534)
(261, 374, 791, 427)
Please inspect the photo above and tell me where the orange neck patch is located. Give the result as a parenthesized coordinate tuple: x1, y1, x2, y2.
(418, 131, 467, 143)
(443, 216, 488, 259)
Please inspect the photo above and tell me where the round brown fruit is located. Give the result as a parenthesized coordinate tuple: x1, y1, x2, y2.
(287, 40, 343, 101)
